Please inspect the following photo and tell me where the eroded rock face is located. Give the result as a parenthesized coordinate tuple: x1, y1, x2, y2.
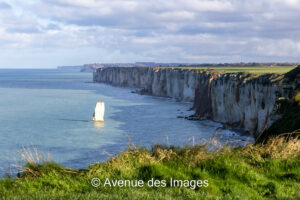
(93, 67, 298, 136)
(206, 74, 283, 134)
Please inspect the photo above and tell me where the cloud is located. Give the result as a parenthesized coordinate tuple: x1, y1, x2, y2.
(0, 0, 300, 67)
(0, 2, 11, 9)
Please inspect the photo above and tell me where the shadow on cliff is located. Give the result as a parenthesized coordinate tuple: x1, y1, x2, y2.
(256, 66, 300, 143)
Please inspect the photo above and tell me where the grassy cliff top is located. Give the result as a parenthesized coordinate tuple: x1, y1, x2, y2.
(1, 137, 299, 199)
(159, 66, 297, 75)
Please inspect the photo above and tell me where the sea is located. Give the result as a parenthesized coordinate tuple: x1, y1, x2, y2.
(0, 69, 253, 177)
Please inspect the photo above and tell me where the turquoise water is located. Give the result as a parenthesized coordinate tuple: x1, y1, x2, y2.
(0, 69, 253, 176)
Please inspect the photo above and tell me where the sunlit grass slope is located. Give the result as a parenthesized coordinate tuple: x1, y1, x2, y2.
(163, 66, 297, 75)
(0, 136, 299, 200)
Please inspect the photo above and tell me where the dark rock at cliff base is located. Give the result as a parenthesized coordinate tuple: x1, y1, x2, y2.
(221, 122, 242, 130)
(185, 115, 201, 121)
(132, 88, 151, 95)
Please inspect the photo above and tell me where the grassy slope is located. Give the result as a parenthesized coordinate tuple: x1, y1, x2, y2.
(0, 138, 299, 200)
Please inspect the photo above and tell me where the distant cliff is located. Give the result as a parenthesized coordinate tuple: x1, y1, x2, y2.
(93, 67, 299, 136)
(56, 64, 103, 72)
(81, 64, 103, 72)
(59, 62, 300, 72)
(57, 66, 83, 70)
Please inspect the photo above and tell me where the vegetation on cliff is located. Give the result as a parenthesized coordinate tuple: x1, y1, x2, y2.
(0, 136, 299, 200)
(166, 66, 297, 75)
(256, 103, 300, 143)
(256, 66, 300, 142)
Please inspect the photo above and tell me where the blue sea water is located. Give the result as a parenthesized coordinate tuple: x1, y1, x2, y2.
(0, 69, 253, 177)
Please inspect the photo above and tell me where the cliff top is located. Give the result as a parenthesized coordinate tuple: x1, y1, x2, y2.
(95, 65, 299, 83)
(156, 65, 299, 83)
(158, 65, 297, 75)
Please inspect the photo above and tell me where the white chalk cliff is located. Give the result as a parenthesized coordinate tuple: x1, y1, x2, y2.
(93, 67, 298, 136)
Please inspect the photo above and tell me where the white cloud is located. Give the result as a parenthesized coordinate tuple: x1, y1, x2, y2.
(182, 0, 234, 12)
(0, 0, 300, 67)
(273, 0, 300, 9)
(156, 11, 195, 21)
(256, 39, 300, 57)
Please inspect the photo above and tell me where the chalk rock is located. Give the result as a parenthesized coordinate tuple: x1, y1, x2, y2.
(93, 102, 105, 121)
(93, 67, 298, 136)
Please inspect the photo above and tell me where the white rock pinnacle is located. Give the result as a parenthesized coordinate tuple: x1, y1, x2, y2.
(93, 102, 105, 121)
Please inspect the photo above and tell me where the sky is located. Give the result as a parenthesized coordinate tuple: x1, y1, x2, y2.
(0, 0, 300, 68)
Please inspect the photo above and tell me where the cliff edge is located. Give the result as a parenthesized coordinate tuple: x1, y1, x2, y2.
(93, 66, 299, 137)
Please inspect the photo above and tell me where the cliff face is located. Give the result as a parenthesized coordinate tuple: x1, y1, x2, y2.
(93, 67, 297, 136)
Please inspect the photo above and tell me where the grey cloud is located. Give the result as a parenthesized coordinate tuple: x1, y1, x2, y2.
(199, 11, 253, 23)
(6, 27, 41, 34)
(0, 2, 11, 9)
(33, 0, 300, 39)
(44, 23, 61, 30)
(1, 0, 300, 64)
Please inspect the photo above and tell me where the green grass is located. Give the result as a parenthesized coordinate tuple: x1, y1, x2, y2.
(161, 66, 297, 75)
(1, 137, 299, 200)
